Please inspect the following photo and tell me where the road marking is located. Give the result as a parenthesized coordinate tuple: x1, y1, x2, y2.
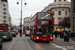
(50, 43, 67, 50)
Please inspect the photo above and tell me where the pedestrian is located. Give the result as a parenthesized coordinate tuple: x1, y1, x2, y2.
(60, 31, 63, 39)
(54, 31, 57, 38)
(57, 31, 60, 38)
(68, 30, 71, 37)
(63, 30, 69, 41)
(71, 31, 75, 40)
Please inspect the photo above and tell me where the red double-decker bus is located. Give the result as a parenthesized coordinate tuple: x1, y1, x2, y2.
(0, 23, 9, 31)
(30, 12, 53, 41)
(23, 25, 29, 35)
(10, 27, 14, 30)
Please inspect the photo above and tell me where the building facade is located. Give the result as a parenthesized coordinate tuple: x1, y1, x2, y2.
(0, 0, 2, 23)
(0, 0, 11, 25)
(23, 17, 31, 27)
(71, 0, 75, 31)
(42, 0, 71, 31)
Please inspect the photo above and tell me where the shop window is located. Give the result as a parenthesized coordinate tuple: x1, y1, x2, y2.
(58, 19, 61, 24)
(56, 28, 63, 32)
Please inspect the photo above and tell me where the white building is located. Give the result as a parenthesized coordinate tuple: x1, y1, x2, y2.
(0, 0, 2, 23)
(42, 0, 71, 31)
(0, 0, 11, 25)
(23, 17, 31, 27)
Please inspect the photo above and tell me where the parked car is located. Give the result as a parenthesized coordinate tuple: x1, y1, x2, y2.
(0, 31, 12, 41)
(10, 30, 16, 37)
(15, 30, 18, 35)
(0, 37, 3, 49)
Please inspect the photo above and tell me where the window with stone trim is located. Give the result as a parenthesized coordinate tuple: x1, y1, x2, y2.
(1, 0, 7, 2)
(53, 18, 54, 24)
(55, 0, 56, 2)
(58, 11, 61, 15)
(3, 20, 6, 22)
(3, 16, 6, 18)
(3, 12, 6, 15)
(3, 4, 6, 6)
(65, 11, 67, 15)
(64, 0, 66, 1)
(3, 8, 6, 11)
(59, 0, 61, 1)
(53, 11, 54, 16)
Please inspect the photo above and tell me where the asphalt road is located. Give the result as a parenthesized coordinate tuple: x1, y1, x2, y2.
(1, 35, 75, 50)
(26, 36, 75, 50)
(1, 37, 16, 50)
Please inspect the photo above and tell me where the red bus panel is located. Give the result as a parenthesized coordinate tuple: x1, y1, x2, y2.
(0, 23, 9, 31)
(23, 25, 29, 34)
(30, 12, 53, 41)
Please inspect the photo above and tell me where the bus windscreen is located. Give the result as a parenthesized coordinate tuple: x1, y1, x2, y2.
(35, 26, 53, 35)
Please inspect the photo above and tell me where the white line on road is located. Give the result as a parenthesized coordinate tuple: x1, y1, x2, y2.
(50, 43, 67, 50)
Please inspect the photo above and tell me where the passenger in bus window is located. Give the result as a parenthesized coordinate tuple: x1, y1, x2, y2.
(41, 29, 45, 34)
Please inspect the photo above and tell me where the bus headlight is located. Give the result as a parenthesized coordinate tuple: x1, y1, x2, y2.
(36, 37, 39, 39)
(50, 37, 53, 39)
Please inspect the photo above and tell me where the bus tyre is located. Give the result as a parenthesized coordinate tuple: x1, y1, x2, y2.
(47, 41, 49, 43)
(9, 38, 12, 41)
(0, 44, 2, 49)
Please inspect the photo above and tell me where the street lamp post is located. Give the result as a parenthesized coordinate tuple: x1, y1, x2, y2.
(17, 0, 27, 37)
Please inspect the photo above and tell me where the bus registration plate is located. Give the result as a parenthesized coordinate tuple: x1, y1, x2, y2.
(43, 39, 47, 41)
(42, 35, 47, 37)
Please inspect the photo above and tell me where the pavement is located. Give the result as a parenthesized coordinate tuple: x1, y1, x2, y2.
(53, 35, 75, 44)
(7, 34, 33, 50)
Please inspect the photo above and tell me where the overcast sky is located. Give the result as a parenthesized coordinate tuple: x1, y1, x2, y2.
(8, 0, 71, 26)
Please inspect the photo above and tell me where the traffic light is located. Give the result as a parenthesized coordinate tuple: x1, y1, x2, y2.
(19, 25, 22, 37)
